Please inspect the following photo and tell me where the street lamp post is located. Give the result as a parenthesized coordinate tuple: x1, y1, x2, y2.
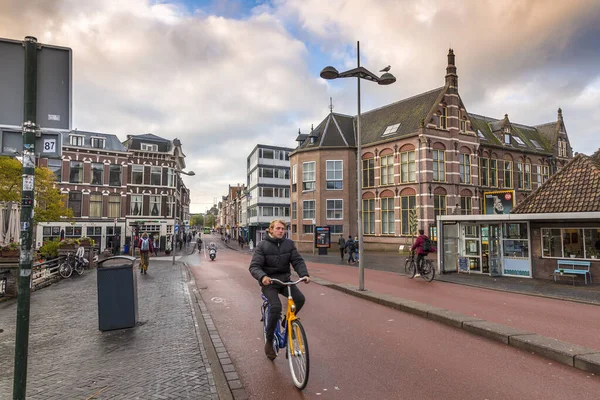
(320, 41, 396, 291)
(172, 169, 195, 265)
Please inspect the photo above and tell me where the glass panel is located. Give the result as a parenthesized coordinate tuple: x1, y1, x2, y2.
(503, 240, 529, 258)
(584, 229, 600, 259)
(563, 228, 583, 258)
(542, 229, 562, 257)
(465, 239, 479, 256)
(109, 165, 122, 186)
(503, 223, 527, 239)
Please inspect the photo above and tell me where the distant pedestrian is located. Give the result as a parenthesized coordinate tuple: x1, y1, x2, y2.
(154, 237, 159, 256)
(354, 236, 360, 262)
(346, 235, 355, 265)
(338, 235, 346, 260)
(239, 235, 244, 249)
(138, 232, 154, 274)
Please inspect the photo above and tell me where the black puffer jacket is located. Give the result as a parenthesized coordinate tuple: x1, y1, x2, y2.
(249, 234, 309, 285)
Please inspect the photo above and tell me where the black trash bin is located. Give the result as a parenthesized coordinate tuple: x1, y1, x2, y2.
(97, 256, 138, 331)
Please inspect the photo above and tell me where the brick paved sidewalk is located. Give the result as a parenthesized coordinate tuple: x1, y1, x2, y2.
(0, 261, 218, 399)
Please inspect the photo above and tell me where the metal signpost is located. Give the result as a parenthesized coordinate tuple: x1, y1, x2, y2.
(0, 36, 71, 400)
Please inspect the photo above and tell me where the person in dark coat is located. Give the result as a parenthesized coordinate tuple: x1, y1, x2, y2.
(249, 219, 310, 360)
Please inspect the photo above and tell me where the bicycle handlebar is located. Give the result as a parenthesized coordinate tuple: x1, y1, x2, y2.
(270, 277, 308, 286)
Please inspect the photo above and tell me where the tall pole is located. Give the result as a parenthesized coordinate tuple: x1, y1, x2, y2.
(13, 35, 38, 400)
(356, 41, 365, 291)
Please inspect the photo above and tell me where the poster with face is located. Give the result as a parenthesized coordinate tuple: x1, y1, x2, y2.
(484, 190, 514, 214)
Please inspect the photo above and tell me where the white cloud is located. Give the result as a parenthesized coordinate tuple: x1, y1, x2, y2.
(1, 0, 600, 212)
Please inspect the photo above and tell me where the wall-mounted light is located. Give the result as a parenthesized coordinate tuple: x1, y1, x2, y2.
(427, 138, 432, 153)
(428, 183, 432, 198)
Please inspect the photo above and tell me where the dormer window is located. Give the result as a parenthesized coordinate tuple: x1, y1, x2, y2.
(69, 135, 84, 146)
(90, 137, 105, 149)
(558, 138, 568, 157)
(504, 134, 511, 144)
(503, 127, 510, 133)
(141, 142, 158, 152)
(440, 107, 447, 129)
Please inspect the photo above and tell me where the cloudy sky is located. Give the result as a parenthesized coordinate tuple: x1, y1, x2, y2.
(2, 0, 600, 213)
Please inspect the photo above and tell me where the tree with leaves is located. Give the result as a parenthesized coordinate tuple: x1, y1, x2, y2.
(0, 156, 74, 223)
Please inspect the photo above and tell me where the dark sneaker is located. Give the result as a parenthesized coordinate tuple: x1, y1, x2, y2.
(264, 341, 277, 360)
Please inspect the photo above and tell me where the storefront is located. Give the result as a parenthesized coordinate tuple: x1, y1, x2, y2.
(438, 212, 600, 281)
(438, 216, 532, 277)
(37, 221, 125, 252)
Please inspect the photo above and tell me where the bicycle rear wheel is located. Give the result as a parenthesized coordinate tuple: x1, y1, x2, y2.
(59, 262, 72, 278)
(287, 319, 309, 390)
(421, 260, 435, 282)
(405, 258, 416, 279)
(74, 262, 84, 276)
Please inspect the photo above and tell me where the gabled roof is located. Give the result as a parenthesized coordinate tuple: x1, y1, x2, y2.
(512, 150, 600, 214)
(294, 113, 355, 151)
(359, 87, 444, 144)
(62, 130, 127, 152)
(469, 114, 553, 153)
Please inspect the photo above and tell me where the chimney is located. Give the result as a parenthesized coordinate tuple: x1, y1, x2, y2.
(445, 48, 458, 89)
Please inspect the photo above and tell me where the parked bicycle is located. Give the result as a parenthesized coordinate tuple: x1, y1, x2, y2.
(58, 251, 90, 278)
(405, 251, 435, 282)
(260, 277, 310, 390)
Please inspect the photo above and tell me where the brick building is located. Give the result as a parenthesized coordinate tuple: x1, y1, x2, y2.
(38, 130, 129, 251)
(290, 49, 573, 252)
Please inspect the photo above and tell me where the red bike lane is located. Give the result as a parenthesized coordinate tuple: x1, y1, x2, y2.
(306, 261, 600, 351)
(186, 242, 599, 399)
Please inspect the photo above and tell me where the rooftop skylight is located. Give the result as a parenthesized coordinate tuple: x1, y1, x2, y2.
(382, 123, 401, 136)
(477, 129, 486, 139)
(530, 139, 544, 150)
(513, 136, 526, 146)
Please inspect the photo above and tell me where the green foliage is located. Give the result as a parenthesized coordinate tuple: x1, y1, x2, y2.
(190, 214, 203, 227)
(1, 241, 19, 251)
(38, 238, 60, 259)
(409, 208, 419, 237)
(0, 156, 74, 223)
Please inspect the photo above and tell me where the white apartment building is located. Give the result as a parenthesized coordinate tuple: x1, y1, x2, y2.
(246, 144, 292, 243)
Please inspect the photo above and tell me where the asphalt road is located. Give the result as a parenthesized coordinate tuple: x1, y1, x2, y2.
(188, 235, 599, 400)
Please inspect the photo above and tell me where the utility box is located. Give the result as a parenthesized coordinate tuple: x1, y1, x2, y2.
(96, 256, 138, 331)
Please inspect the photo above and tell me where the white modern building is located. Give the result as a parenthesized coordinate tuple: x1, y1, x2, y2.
(246, 144, 292, 243)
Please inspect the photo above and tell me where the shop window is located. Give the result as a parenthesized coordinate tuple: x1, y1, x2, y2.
(503, 223, 529, 258)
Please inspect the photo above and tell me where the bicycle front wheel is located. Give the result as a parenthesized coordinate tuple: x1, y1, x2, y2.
(287, 319, 309, 390)
(405, 258, 416, 279)
(59, 262, 72, 278)
(421, 260, 435, 282)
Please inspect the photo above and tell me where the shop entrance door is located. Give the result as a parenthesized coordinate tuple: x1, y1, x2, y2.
(488, 224, 502, 276)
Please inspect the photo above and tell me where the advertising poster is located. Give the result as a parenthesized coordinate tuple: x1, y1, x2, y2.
(315, 226, 331, 248)
(484, 190, 515, 214)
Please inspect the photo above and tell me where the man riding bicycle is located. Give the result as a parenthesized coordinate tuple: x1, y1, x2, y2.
(249, 219, 310, 360)
(411, 229, 433, 271)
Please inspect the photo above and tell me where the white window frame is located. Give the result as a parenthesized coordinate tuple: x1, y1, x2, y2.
(326, 160, 343, 190)
(150, 195, 161, 216)
(131, 165, 144, 185)
(131, 194, 142, 216)
(380, 155, 394, 185)
(151, 166, 162, 186)
(141, 143, 158, 152)
(302, 161, 316, 191)
(90, 137, 106, 149)
(302, 200, 315, 219)
(326, 199, 343, 220)
(69, 135, 84, 146)
(292, 164, 297, 185)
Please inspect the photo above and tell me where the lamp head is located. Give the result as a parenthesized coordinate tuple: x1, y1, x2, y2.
(320, 66, 340, 80)
(378, 72, 396, 85)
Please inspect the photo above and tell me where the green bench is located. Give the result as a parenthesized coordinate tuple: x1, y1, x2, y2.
(554, 260, 592, 285)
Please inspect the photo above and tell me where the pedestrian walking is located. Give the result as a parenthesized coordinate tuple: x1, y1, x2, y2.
(338, 235, 346, 260)
(138, 232, 154, 274)
(354, 236, 360, 262)
(239, 235, 244, 249)
(346, 235, 355, 264)
(154, 237, 159, 256)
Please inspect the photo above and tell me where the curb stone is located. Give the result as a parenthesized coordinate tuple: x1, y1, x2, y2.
(311, 277, 600, 376)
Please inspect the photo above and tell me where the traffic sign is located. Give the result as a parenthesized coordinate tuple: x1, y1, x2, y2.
(175, 225, 179, 233)
(0, 127, 63, 158)
(0, 37, 72, 130)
